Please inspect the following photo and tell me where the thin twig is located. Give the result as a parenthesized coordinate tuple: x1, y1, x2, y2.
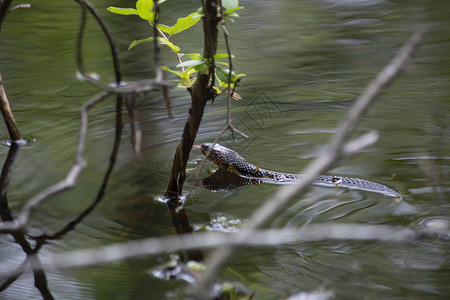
(190, 28, 426, 298)
(0, 73, 21, 141)
(74, 0, 170, 94)
(217, 0, 247, 139)
(152, 0, 173, 117)
(155, 24, 185, 72)
(125, 94, 142, 155)
(0, 91, 111, 233)
(219, 0, 232, 124)
(75, 0, 122, 84)
(31, 94, 123, 242)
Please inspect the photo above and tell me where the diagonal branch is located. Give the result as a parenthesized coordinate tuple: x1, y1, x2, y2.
(0, 73, 21, 141)
(190, 28, 426, 298)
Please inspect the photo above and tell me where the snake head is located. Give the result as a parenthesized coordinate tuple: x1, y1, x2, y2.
(199, 143, 231, 168)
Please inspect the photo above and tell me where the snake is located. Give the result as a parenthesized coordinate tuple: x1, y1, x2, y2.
(198, 143, 401, 198)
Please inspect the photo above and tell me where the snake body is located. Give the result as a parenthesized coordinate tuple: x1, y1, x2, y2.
(200, 143, 401, 197)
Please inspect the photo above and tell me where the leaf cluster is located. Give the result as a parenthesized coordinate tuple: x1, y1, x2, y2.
(164, 53, 245, 94)
(108, 0, 200, 51)
(108, 0, 244, 99)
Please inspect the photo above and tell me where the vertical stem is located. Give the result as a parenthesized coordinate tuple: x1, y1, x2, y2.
(0, 73, 21, 141)
(0, 0, 13, 30)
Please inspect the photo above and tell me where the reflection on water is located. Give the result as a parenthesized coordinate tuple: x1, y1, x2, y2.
(0, 0, 449, 299)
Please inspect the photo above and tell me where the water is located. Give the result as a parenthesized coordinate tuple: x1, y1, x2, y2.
(0, 0, 449, 299)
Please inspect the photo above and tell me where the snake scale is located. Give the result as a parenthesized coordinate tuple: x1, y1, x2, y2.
(199, 143, 401, 197)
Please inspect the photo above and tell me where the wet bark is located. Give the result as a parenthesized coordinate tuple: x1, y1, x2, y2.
(0, 73, 21, 141)
(0, 0, 13, 30)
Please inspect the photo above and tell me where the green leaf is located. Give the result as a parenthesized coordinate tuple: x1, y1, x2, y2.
(213, 53, 231, 59)
(222, 0, 239, 9)
(136, 0, 154, 21)
(166, 12, 201, 36)
(158, 37, 180, 53)
(216, 67, 237, 83)
(215, 62, 229, 67)
(187, 68, 197, 75)
(107, 7, 138, 15)
(213, 86, 222, 95)
(180, 72, 195, 87)
(176, 59, 204, 68)
(226, 6, 244, 14)
(195, 63, 209, 71)
(183, 53, 203, 60)
(186, 63, 208, 72)
(128, 37, 154, 50)
(215, 68, 228, 83)
(156, 24, 172, 35)
(162, 66, 182, 77)
(226, 12, 240, 19)
(191, 7, 204, 19)
(129, 36, 180, 52)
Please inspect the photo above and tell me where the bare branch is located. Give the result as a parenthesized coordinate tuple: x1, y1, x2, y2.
(74, 0, 122, 84)
(30, 94, 123, 243)
(0, 91, 110, 233)
(44, 223, 415, 269)
(0, 73, 21, 141)
(125, 94, 142, 156)
(342, 131, 379, 155)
